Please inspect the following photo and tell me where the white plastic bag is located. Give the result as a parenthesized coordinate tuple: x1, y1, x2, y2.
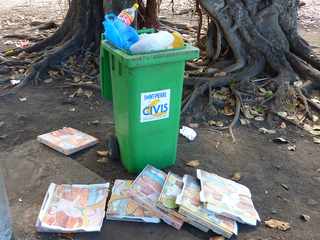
(180, 126, 197, 141)
(130, 31, 174, 54)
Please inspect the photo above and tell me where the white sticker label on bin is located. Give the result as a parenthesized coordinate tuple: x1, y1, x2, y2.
(140, 89, 170, 123)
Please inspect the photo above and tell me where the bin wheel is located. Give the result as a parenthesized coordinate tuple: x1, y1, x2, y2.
(107, 135, 120, 161)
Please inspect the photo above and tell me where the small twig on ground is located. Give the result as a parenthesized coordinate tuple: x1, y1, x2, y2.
(307, 98, 320, 112)
(229, 89, 242, 143)
(195, 0, 203, 47)
(62, 82, 101, 91)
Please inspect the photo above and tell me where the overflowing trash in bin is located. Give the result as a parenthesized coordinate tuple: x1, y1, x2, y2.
(35, 165, 260, 239)
(103, 4, 185, 53)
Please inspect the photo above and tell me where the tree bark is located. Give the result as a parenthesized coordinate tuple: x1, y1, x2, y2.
(180, 0, 320, 113)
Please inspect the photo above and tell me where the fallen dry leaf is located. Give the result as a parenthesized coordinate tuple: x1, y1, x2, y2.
(255, 116, 264, 121)
(208, 120, 224, 127)
(259, 128, 276, 134)
(223, 105, 235, 116)
(300, 214, 311, 222)
(280, 122, 287, 129)
(281, 183, 289, 191)
(273, 137, 289, 144)
(185, 160, 200, 168)
(209, 236, 225, 240)
(312, 115, 319, 122)
(231, 172, 241, 181)
(97, 150, 109, 157)
(314, 138, 320, 144)
(188, 123, 199, 128)
(97, 157, 108, 163)
(84, 90, 93, 98)
(304, 124, 320, 136)
(288, 145, 296, 151)
(265, 219, 290, 231)
(240, 118, 250, 125)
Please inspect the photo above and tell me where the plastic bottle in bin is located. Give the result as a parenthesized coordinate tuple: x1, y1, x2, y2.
(104, 14, 139, 51)
(118, 3, 139, 25)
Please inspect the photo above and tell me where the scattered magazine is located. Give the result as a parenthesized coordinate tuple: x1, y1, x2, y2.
(176, 175, 237, 238)
(197, 169, 260, 226)
(37, 127, 98, 155)
(106, 180, 160, 223)
(156, 172, 185, 221)
(129, 165, 184, 230)
(36, 183, 109, 233)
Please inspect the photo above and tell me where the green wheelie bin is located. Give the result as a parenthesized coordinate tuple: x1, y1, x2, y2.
(100, 31, 199, 173)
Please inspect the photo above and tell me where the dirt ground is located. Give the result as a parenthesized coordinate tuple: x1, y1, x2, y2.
(0, 1, 320, 240)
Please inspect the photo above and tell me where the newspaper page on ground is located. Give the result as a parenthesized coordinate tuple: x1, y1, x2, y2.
(176, 175, 238, 238)
(106, 180, 160, 223)
(197, 169, 260, 226)
(36, 183, 109, 233)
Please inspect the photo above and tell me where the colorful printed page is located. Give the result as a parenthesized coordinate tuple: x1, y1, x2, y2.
(157, 172, 185, 220)
(129, 165, 184, 230)
(197, 169, 260, 226)
(106, 180, 160, 223)
(158, 172, 183, 210)
(130, 165, 167, 204)
(36, 183, 109, 233)
(37, 127, 99, 155)
(176, 175, 237, 238)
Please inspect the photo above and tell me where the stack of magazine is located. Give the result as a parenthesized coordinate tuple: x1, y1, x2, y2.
(35, 165, 260, 238)
(122, 165, 259, 238)
(128, 165, 184, 230)
(106, 180, 160, 223)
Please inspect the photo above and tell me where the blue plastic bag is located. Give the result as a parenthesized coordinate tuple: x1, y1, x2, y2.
(103, 14, 139, 51)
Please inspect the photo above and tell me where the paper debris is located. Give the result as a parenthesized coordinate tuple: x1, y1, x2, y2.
(19, 97, 27, 102)
(10, 80, 21, 85)
(180, 126, 197, 141)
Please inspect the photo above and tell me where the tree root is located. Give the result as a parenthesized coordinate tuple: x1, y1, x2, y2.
(296, 87, 312, 119)
(228, 89, 241, 143)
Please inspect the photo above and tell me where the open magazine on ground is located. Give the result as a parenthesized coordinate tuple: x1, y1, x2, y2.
(36, 183, 109, 233)
(197, 169, 260, 226)
(106, 180, 160, 223)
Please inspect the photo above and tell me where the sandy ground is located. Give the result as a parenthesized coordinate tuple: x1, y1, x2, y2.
(0, 1, 320, 240)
